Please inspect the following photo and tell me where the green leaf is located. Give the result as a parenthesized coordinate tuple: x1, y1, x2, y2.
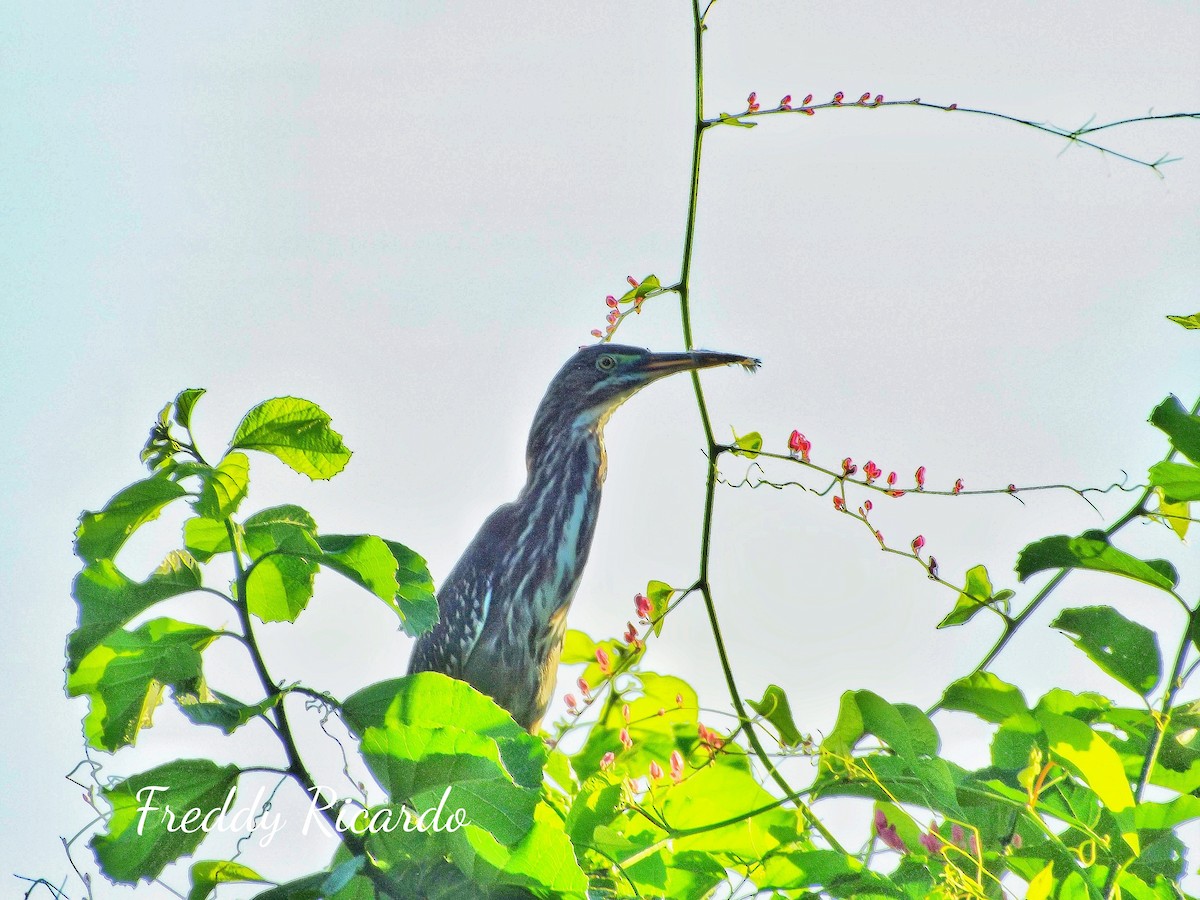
(939, 672, 1031, 725)
(617, 274, 662, 303)
(68, 551, 203, 671)
(243, 505, 322, 558)
(823, 690, 939, 764)
(564, 775, 623, 846)
(1149, 395, 1200, 465)
(183, 517, 232, 562)
(317, 534, 399, 603)
(90, 759, 240, 884)
(1016, 531, 1178, 590)
(1155, 489, 1190, 540)
(755, 849, 902, 896)
(173, 388, 206, 430)
(1051, 606, 1162, 696)
(176, 690, 277, 735)
(715, 112, 757, 128)
(245, 554, 317, 623)
(938, 564, 1013, 628)
(1148, 461, 1200, 501)
(560, 629, 596, 664)
(322, 856, 366, 895)
(75, 475, 188, 564)
(747, 684, 803, 747)
(343, 674, 545, 844)
(230, 397, 351, 480)
(67, 618, 220, 751)
(729, 427, 762, 458)
(188, 860, 266, 900)
(1166, 312, 1200, 330)
(384, 540, 438, 637)
(194, 452, 250, 520)
(1036, 709, 1138, 852)
(645, 579, 673, 637)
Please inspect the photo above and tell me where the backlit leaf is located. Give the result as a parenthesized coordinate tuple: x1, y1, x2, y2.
(1051, 606, 1161, 696)
(1149, 395, 1200, 465)
(938, 564, 1012, 628)
(1149, 461, 1200, 502)
(188, 860, 266, 900)
(230, 397, 351, 480)
(1166, 312, 1200, 330)
(194, 452, 250, 520)
(173, 388, 206, 430)
(1016, 531, 1177, 590)
(75, 475, 188, 564)
(747, 684, 803, 747)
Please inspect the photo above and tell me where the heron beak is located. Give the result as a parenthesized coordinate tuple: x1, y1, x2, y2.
(638, 350, 761, 380)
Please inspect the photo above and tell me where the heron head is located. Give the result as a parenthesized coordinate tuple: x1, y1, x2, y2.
(528, 344, 760, 453)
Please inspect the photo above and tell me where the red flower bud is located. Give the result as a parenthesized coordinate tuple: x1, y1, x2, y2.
(842, 457, 856, 476)
(577, 676, 591, 700)
(1007, 483, 1017, 493)
(780, 94, 792, 109)
(600, 751, 616, 770)
(887, 471, 897, 486)
(874, 529, 884, 545)
(605, 294, 618, 308)
(747, 91, 760, 111)
(864, 461, 882, 483)
(833, 495, 846, 511)
(858, 92, 871, 105)
(803, 94, 813, 105)
(596, 646, 612, 674)
(590, 329, 604, 338)
(911, 535, 925, 553)
(627, 275, 639, 288)
(947, 103, 957, 111)
(620, 728, 633, 750)
(564, 694, 578, 712)
(833, 91, 845, 104)
(634, 592, 652, 620)
(670, 750, 685, 783)
(915, 465, 926, 489)
(953, 478, 964, 495)
(864, 499, 873, 512)
(874, 94, 884, 105)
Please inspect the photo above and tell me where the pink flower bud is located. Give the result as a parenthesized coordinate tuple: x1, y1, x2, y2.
(627, 275, 639, 288)
(928, 556, 939, 579)
(864, 499, 873, 512)
(874, 94, 884, 105)
(600, 751, 616, 770)
(1007, 483, 1017, 493)
(953, 478, 964, 495)
(780, 94, 792, 110)
(670, 750, 684, 782)
(577, 676, 591, 700)
(590, 329, 604, 338)
(911, 535, 925, 553)
(874, 529, 884, 545)
(622, 703, 631, 723)
(634, 592, 652, 620)
(842, 457, 856, 476)
(833, 91, 845, 104)
(564, 694, 578, 712)
(864, 461, 882, 483)
(620, 728, 633, 750)
(648, 760, 664, 781)
(833, 496, 846, 511)
(919, 830, 943, 853)
(858, 92, 871, 105)
(605, 295, 618, 308)
(803, 94, 813, 105)
(887, 471, 897, 486)
(624, 622, 639, 644)
(915, 466, 926, 490)
(596, 646, 611, 674)
(747, 91, 760, 111)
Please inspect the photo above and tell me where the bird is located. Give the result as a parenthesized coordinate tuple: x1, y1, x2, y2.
(407, 343, 759, 732)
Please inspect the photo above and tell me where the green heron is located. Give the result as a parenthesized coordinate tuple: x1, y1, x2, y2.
(408, 343, 759, 731)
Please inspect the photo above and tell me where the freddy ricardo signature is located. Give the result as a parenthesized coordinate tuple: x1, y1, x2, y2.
(132, 785, 470, 847)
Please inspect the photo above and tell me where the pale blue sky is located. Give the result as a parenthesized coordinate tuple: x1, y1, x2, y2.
(3, 2, 1198, 894)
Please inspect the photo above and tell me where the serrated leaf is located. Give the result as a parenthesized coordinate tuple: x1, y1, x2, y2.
(1016, 531, 1178, 590)
(194, 452, 250, 520)
(343, 673, 546, 845)
(747, 684, 803, 747)
(230, 397, 351, 480)
(67, 618, 220, 751)
(173, 389, 206, 430)
(730, 428, 762, 459)
(246, 554, 317, 623)
(91, 760, 240, 884)
(244, 505, 322, 559)
(384, 539, 438, 637)
(188, 860, 266, 900)
(317, 534, 399, 603)
(1149, 395, 1200, 465)
(183, 517, 233, 563)
(68, 551, 203, 671)
(1166, 312, 1200, 329)
(1052, 606, 1161, 696)
(75, 475, 188, 564)
(1149, 461, 1200, 502)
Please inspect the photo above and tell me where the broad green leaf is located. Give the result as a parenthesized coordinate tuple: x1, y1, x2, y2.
(1156, 489, 1190, 540)
(938, 564, 1013, 628)
(1166, 312, 1200, 329)
(343, 674, 545, 845)
(184, 517, 233, 562)
(251, 873, 327, 900)
(746, 684, 803, 747)
(939, 672, 1031, 724)
(1051, 606, 1161, 696)
(564, 775, 623, 845)
(384, 540, 438, 637)
(1149, 461, 1200, 501)
(755, 849, 902, 896)
(194, 452, 250, 520)
(243, 505, 321, 559)
(90, 759, 239, 884)
(68, 551, 202, 670)
(822, 690, 865, 763)
(617, 274, 662, 303)
(67, 618, 220, 751)
(245, 554, 317, 623)
(645, 579, 673, 637)
(823, 690, 938, 764)
(1036, 709, 1138, 852)
(75, 475, 188, 564)
(1133, 795, 1200, 830)
(230, 397, 351, 480)
(317, 534, 399, 603)
(1149, 395, 1200, 465)
(176, 690, 277, 735)
(188, 860, 266, 900)
(173, 388, 206, 430)
(1016, 531, 1178, 590)
(730, 427, 762, 458)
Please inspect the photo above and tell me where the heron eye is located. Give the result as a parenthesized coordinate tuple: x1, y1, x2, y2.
(597, 355, 617, 371)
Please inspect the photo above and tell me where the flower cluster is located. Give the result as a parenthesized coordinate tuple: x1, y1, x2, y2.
(590, 276, 649, 340)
